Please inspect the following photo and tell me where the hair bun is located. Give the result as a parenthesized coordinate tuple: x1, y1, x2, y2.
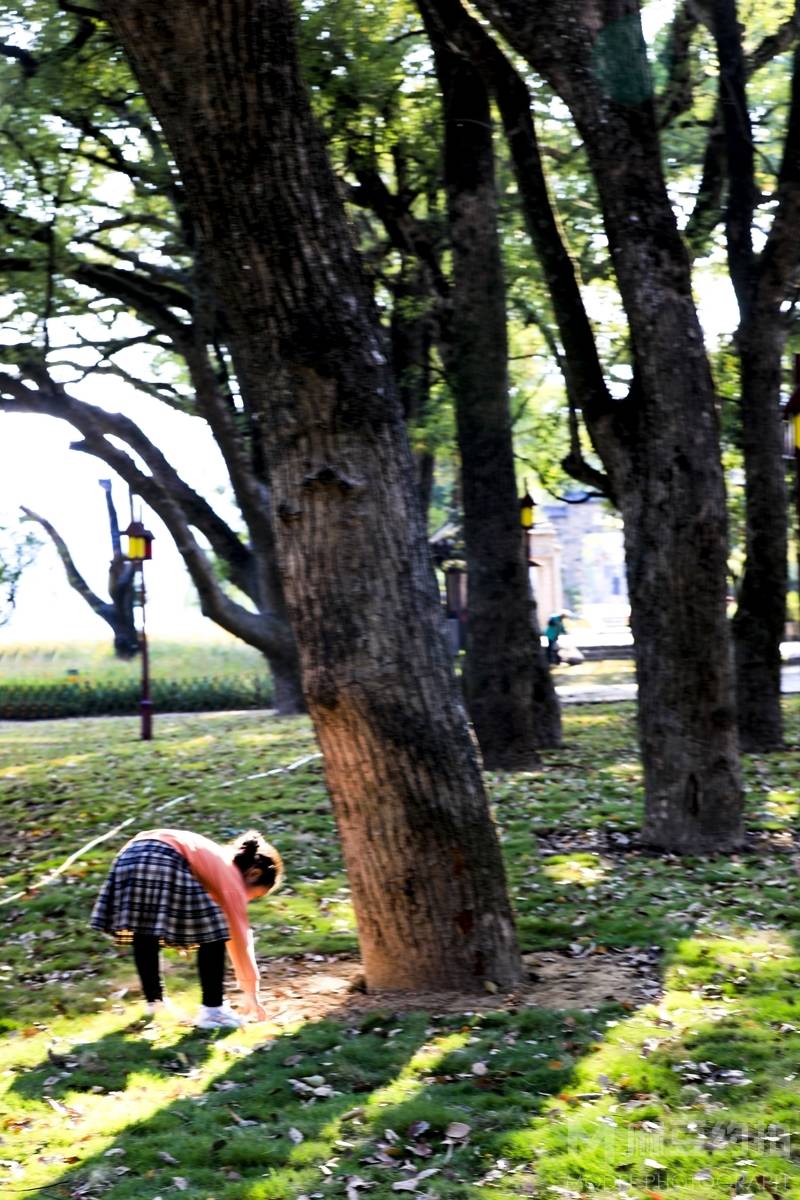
(233, 831, 261, 870)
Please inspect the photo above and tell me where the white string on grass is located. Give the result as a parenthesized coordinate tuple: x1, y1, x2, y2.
(0, 752, 321, 907)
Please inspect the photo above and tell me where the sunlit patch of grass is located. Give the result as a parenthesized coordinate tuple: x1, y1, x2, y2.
(170, 734, 218, 753)
(553, 658, 636, 687)
(604, 757, 642, 782)
(560, 707, 630, 730)
(541, 853, 610, 887)
(0, 637, 266, 684)
(1, 750, 102, 778)
(761, 788, 799, 822)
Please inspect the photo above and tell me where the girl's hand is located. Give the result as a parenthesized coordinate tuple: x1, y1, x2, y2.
(241, 992, 266, 1021)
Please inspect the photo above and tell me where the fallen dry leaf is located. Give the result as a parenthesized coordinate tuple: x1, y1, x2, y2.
(445, 1121, 471, 1140)
(391, 1168, 439, 1191)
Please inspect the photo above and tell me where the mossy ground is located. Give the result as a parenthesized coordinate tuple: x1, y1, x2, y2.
(1, 700, 799, 1200)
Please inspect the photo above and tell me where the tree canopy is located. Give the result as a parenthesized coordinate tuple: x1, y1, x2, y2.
(2, 0, 800, 851)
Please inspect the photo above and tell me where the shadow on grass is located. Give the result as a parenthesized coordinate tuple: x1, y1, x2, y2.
(10, 1022, 218, 1102)
(7, 990, 622, 1200)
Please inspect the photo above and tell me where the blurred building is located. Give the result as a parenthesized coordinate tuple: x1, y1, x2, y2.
(527, 513, 563, 621)
(541, 493, 629, 628)
(430, 492, 629, 649)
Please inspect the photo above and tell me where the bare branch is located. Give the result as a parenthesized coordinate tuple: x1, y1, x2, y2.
(0, 369, 253, 595)
(19, 504, 113, 620)
(69, 433, 287, 654)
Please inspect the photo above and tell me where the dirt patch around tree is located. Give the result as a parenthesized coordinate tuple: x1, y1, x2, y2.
(249, 947, 663, 1026)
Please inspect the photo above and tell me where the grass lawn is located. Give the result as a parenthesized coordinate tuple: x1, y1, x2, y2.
(552, 659, 635, 688)
(0, 638, 267, 685)
(1, 701, 800, 1200)
(0, 639, 272, 720)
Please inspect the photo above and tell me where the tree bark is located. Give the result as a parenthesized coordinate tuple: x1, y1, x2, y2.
(711, 5, 800, 751)
(390, 260, 437, 520)
(421, 8, 560, 763)
(102, 0, 522, 990)
(471, 0, 743, 851)
(731, 320, 787, 751)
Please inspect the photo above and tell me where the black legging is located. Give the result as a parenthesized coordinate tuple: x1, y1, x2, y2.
(132, 934, 226, 1007)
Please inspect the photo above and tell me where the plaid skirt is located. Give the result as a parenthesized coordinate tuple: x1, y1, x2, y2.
(90, 839, 229, 948)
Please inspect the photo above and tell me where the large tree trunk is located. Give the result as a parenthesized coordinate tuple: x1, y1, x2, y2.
(423, 7, 561, 763)
(103, 0, 522, 990)
(266, 645, 306, 717)
(732, 321, 787, 751)
(471, 0, 743, 851)
(711, 4, 799, 752)
(390, 260, 437, 519)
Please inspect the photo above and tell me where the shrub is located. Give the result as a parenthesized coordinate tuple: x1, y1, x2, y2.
(0, 674, 273, 719)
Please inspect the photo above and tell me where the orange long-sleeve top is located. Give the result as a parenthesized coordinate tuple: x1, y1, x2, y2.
(129, 828, 259, 992)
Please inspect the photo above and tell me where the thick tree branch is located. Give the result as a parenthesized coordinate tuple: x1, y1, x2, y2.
(658, 2, 700, 128)
(747, 9, 800, 74)
(57, 2, 102, 18)
(560, 450, 614, 499)
(0, 43, 38, 77)
(19, 504, 114, 621)
(347, 166, 450, 303)
(681, 9, 800, 252)
(684, 118, 727, 254)
(73, 261, 191, 330)
(416, 0, 618, 452)
(0, 369, 256, 599)
(70, 432, 288, 654)
(182, 292, 272, 537)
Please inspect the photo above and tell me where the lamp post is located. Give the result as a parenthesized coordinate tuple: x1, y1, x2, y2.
(122, 516, 155, 740)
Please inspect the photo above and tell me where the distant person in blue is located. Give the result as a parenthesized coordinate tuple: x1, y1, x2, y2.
(545, 612, 568, 665)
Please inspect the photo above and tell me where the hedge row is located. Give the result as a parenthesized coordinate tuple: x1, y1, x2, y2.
(0, 675, 273, 720)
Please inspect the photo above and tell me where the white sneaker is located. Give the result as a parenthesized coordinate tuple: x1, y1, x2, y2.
(195, 1003, 243, 1030)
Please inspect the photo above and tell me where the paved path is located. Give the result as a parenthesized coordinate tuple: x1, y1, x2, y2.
(557, 664, 800, 705)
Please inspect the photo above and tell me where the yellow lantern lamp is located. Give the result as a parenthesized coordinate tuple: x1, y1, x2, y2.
(123, 520, 154, 562)
(519, 483, 536, 530)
